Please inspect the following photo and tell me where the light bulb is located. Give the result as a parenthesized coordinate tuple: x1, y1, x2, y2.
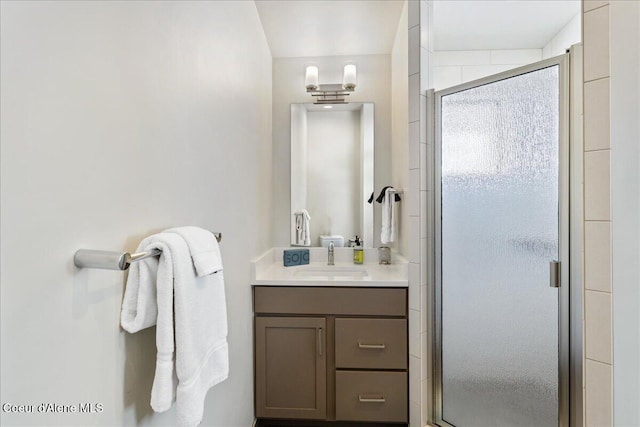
(343, 64, 357, 90)
(305, 66, 319, 91)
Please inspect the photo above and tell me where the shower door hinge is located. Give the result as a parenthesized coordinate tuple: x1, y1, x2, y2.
(550, 261, 561, 288)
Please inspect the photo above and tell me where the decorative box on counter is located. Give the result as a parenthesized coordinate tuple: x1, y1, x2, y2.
(283, 248, 310, 267)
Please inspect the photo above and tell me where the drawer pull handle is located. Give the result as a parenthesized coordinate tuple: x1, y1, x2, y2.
(358, 395, 386, 403)
(358, 342, 386, 349)
(318, 328, 323, 356)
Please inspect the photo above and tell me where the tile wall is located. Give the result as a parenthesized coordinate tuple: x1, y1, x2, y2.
(582, 1, 613, 425)
(407, 1, 433, 426)
(431, 49, 542, 90)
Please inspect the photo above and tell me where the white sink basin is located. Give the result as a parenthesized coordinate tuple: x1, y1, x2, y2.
(294, 266, 368, 279)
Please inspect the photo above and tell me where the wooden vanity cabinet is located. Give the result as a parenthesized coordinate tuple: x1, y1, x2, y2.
(254, 316, 327, 419)
(253, 286, 408, 426)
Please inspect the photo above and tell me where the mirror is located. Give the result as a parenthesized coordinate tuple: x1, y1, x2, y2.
(291, 103, 374, 248)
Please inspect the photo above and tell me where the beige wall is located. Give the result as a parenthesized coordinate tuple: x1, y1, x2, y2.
(392, 2, 409, 259)
(0, 1, 272, 425)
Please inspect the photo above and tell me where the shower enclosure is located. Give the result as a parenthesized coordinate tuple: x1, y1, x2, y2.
(434, 55, 570, 427)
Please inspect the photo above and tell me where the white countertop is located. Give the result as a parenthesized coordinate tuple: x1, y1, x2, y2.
(251, 247, 408, 287)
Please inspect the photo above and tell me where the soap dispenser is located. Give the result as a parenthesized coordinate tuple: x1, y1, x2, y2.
(352, 236, 364, 265)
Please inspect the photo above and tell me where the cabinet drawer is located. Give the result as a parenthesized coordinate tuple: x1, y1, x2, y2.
(335, 318, 407, 369)
(335, 371, 407, 422)
(254, 286, 406, 316)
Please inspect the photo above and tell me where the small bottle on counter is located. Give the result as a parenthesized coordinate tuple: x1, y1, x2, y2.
(378, 246, 391, 265)
(353, 236, 364, 264)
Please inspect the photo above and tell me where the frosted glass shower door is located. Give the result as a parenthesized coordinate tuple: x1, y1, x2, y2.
(435, 58, 568, 427)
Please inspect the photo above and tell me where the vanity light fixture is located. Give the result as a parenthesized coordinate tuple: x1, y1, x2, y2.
(304, 64, 357, 105)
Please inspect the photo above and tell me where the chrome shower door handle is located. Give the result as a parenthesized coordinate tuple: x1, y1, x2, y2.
(550, 260, 560, 288)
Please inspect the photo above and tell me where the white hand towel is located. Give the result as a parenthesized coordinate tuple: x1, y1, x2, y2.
(165, 226, 223, 276)
(294, 209, 311, 246)
(121, 232, 229, 427)
(381, 187, 396, 244)
(301, 209, 311, 246)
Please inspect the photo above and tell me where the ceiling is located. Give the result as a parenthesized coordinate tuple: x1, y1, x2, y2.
(255, 0, 580, 58)
(254, 0, 405, 58)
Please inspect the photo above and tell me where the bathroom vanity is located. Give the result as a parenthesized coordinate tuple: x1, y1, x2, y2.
(251, 248, 409, 427)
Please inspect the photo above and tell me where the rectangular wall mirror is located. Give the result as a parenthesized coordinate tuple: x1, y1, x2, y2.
(290, 103, 374, 248)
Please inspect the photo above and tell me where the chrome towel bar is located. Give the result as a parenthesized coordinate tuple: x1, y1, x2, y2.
(74, 232, 221, 271)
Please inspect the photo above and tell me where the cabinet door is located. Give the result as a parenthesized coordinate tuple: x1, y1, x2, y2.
(255, 316, 326, 419)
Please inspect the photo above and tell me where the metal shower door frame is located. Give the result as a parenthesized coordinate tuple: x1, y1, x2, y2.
(433, 53, 571, 427)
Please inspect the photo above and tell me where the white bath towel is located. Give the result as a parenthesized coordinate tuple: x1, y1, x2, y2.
(381, 187, 396, 244)
(120, 232, 229, 427)
(165, 226, 223, 276)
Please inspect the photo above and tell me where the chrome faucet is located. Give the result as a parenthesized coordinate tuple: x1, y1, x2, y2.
(328, 241, 335, 266)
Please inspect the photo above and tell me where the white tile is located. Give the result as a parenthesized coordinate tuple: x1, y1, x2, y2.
(421, 378, 430, 424)
(434, 50, 491, 66)
(426, 0, 434, 53)
(462, 64, 515, 82)
(409, 119, 420, 145)
(409, 169, 420, 217)
(420, 285, 428, 332)
(409, 121, 420, 170)
(584, 6, 610, 81)
(409, 355, 421, 402)
(408, 0, 419, 29)
(585, 291, 612, 364)
(420, 0, 428, 46)
(584, 150, 611, 221)
(409, 401, 421, 427)
(420, 141, 427, 192)
(420, 353, 428, 382)
(584, 78, 610, 151)
(490, 49, 542, 65)
(420, 47, 430, 91)
(421, 330, 429, 368)
(408, 216, 420, 263)
(585, 359, 612, 427)
(409, 74, 420, 122)
(409, 308, 420, 357)
(584, 0, 609, 12)
(409, 263, 420, 311)
(420, 191, 427, 238)
(409, 26, 420, 76)
(420, 240, 428, 287)
(585, 221, 611, 292)
(550, 14, 581, 57)
(432, 66, 463, 91)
